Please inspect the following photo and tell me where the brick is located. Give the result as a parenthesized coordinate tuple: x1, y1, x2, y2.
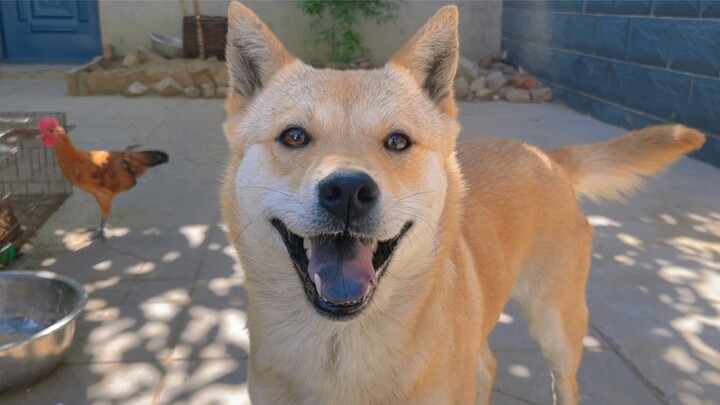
(589, 98, 626, 127)
(546, 0, 584, 12)
(548, 13, 572, 49)
(701, 0, 720, 18)
(594, 17, 630, 59)
(653, 0, 701, 17)
(575, 56, 612, 97)
(551, 85, 592, 115)
(523, 44, 556, 82)
(683, 77, 720, 135)
(627, 19, 674, 67)
(554, 52, 582, 89)
(641, 69, 692, 119)
(624, 111, 662, 129)
(605, 61, 647, 109)
(669, 21, 720, 77)
(502, 9, 532, 42)
(65, 69, 81, 96)
(567, 15, 596, 54)
(503, 0, 545, 10)
(586, 0, 616, 14)
(85, 69, 129, 94)
(613, 0, 652, 14)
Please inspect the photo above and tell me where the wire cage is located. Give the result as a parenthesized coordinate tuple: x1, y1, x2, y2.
(0, 112, 73, 252)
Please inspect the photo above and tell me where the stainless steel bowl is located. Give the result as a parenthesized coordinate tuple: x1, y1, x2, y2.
(149, 32, 184, 59)
(0, 271, 87, 393)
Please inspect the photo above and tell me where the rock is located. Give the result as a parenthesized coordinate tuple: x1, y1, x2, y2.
(191, 68, 215, 86)
(172, 70, 195, 88)
(469, 77, 486, 94)
(474, 89, 495, 101)
(502, 65, 517, 75)
(479, 55, 494, 69)
(201, 82, 216, 98)
(504, 88, 531, 103)
(126, 81, 148, 97)
(456, 56, 479, 83)
(121, 52, 142, 68)
(496, 87, 512, 99)
(184, 86, 200, 99)
(486, 71, 507, 92)
(212, 69, 229, 87)
(124, 67, 147, 85)
(216, 86, 229, 98)
(154, 77, 183, 96)
(507, 72, 540, 90)
(530, 87, 553, 103)
(454, 77, 471, 100)
(102, 43, 116, 61)
(145, 65, 172, 84)
(65, 67, 85, 96)
(491, 62, 507, 71)
(137, 46, 166, 63)
(85, 68, 129, 94)
(477, 68, 491, 78)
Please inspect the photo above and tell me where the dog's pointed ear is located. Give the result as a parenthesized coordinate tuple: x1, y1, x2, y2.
(226, 2, 295, 103)
(388, 6, 459, 116)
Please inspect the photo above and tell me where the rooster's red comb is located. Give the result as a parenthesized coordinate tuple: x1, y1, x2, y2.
(38, 117, 60, 133)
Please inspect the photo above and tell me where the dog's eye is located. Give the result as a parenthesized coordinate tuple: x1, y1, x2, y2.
(384, 133, 411, 152)
(278, 127, 311, 148)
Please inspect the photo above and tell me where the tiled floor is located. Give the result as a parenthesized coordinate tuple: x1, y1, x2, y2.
(1, 79, 719, 404)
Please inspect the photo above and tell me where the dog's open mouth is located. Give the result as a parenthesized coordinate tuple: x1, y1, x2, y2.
(271, 219, 412, 319)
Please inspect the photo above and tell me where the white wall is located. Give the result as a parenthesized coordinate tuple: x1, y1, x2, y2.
(99, 0, 501, 64)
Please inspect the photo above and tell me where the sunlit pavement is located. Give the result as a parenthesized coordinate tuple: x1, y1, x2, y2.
(2, 79, 718, 405)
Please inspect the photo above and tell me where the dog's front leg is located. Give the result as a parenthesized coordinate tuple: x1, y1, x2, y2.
(475, 342, 497, 405)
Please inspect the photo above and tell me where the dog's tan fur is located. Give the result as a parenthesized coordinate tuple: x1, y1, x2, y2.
(220, 3, 705, 404)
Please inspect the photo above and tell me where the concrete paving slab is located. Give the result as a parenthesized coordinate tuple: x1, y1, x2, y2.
(494, 348, 663, 405)
(172, 302, 249, 361)
(491, 390, 537, 404)
(68, 302, 185, 363)
(156, 358, 250, 405)
(0, 361, 161, 405)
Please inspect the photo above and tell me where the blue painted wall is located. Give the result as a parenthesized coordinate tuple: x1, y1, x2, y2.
(501, 0, 720, 167)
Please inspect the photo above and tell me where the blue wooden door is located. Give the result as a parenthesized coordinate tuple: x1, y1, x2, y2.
(0, 0, 102, 63)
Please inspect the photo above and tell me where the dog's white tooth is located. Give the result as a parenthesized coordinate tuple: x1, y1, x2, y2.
(313, 274, 322, 295)
(306, 248, 312, 261)
(303, 238, 311, 251)
(371, 240, 378, 253)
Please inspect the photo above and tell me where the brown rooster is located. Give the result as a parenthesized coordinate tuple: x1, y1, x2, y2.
(38, 117, 168, 240)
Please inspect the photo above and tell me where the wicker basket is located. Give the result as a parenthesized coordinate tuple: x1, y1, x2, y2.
(183, 15, 227, 60)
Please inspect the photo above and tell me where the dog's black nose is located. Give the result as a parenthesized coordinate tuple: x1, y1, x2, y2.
(318, 171, 379, 223)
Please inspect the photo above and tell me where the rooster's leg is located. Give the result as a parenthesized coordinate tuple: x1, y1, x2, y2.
(90, 194, 113, 241)
(89, 217, 108, 241)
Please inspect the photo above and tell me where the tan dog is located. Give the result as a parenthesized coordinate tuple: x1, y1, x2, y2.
(220, 3, 705, 404)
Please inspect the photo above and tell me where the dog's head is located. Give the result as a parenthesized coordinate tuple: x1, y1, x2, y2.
(222, 2, 462, 320)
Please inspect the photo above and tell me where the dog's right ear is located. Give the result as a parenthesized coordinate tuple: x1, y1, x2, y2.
(388, 6, 459, 117)
(225, 2, 295, 110)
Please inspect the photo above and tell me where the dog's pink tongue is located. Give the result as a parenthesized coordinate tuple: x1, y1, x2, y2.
(308, 236, 376, 305)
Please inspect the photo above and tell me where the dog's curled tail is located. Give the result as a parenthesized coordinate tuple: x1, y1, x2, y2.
(548, 125, 705, 201)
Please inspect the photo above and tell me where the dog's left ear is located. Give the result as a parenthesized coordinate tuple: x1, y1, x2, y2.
(225, 2, 296, 107)
(388, 6, 459, 117)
